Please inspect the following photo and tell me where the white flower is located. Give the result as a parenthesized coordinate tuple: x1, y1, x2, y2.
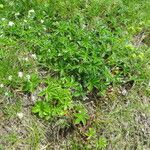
(15, 12, 20, 17)
(43, 27, 46, 31)
(40, 19, 44, 23)
(8, 75, 12, 81)
(28, 9, 35, 18)
(5, 92, 9, 96)
(82, 24, 86, 29)
(26, 74, 31, 80)
(83, 96, 89, 101)
(1, 18, 6, 21)
(0, 4, 4, 8)
(23, 57, 28, 61)
(38, 32, 41, 36)
(25, 57, 28, 61)
(0, 84, 4, 88)
(28, 9, 35, 14)
(18, 72, 23, 78)
(8, 21, 14, 26)
(17, 112, 24, 119)
(31, 54, 37, 59)
(24, 19, 27, 23)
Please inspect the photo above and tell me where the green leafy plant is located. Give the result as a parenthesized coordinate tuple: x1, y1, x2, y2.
(32, 101, 51, 119)
(85, 127, 96, 140)
(73, 104, 89, 125)
(23, 74, 40, 93)
(96, 137, 107, 149)
(32, 78, 72, 119)
(37, 17, 148, 97)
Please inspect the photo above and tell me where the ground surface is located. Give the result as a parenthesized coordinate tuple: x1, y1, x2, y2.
(1, 87, 150, 150)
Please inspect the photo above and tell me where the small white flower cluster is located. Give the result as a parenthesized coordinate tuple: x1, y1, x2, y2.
(28, 9, 35, 14)
(15, 12, 20, 17)
(8, 75, 12, 81)
(18, 72, 23, 78)
(1, 18, 6, 21)
(43, 27, 46, 31)
(31, 53, 37, 59)
(0, 4, 4, 8)
(8, 21, 14, 27)
(0, 83, 4, 88)
(24, 19, 27, 23)
(22, 57, 29, 62)
(7, 72, 31, 81)
(28, 9, 35, 18)
(17, 112, 24, 119)
(5, 92, 9, 96)
(1, 17, 15, 27)
(20, 53, 37, 62)
(82, 24, 86, 29)
(26, 74, 31, 80)
(40, 19, 44, 23)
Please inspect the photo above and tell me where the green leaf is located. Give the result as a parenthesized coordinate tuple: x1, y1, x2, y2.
(96, 137, 107, 149)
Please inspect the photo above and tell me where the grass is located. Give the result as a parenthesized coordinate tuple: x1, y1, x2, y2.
(0, 0, 150, 149)
(99, 90, 150, 149)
